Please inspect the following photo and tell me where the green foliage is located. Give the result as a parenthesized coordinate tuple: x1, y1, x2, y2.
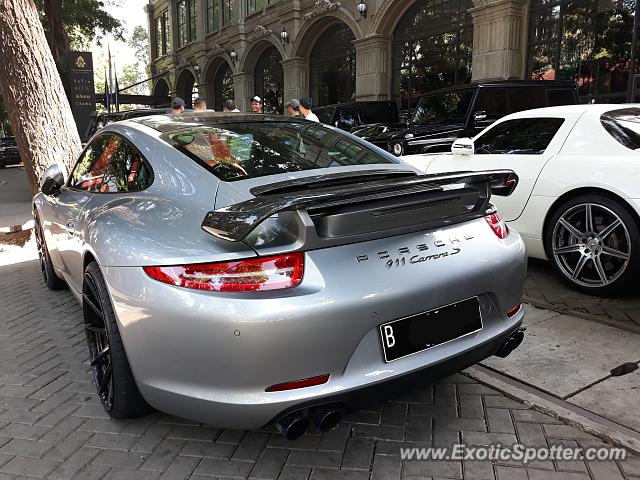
(128, 25, 149, 67)
(34, 0, 125, 49)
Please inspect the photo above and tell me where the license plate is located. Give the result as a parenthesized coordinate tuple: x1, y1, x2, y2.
(379, 297, 482, 362)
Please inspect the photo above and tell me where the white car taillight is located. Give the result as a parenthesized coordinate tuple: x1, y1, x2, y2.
(144, 253, 305, 292)
(484, 211, 509, 239)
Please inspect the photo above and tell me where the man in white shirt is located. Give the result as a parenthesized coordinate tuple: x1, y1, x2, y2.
(300, 97, 319, 122)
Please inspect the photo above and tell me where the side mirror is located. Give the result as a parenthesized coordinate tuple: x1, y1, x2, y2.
(41, 164, 64, 196)
(451, 137, 474, 156)
(473, 110, 487, 122)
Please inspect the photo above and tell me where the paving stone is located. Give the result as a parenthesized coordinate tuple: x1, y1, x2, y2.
(287, 450, 342, 469)
(232, 431, 270, 462)
(403, 459, 463, 478)
(91, 449, 146, 469)
(276, 465, 311, 480)
(0, 437, 54, 457)
(85, 432, 140, 451)
(248, 447, 288, 479)
(352, 424, 404, 441)
(309, 468, 368, 480)
(180, 440, 235, 459)
(158, 455, 200, 480)
(0, 455, 60, 477)
(192, 457, 254, 477)
(340, 438, 373, 470)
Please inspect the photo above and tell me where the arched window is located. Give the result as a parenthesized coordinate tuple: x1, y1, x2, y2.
(214, 63, 235, 111)
(391, 0, 473, 113)
(254, 45, 284, 114)
(527, 0, 639, 103)
(310, 23, 356, 106)
(176, 70, 197, 108)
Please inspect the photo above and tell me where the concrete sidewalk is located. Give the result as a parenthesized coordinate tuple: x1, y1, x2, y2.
(470, 304, 640, 453)
(0, 166, 32, 231)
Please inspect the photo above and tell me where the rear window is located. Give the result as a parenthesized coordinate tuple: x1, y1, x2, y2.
(601, 108, 640, 151)
(161, 120, 397, 181)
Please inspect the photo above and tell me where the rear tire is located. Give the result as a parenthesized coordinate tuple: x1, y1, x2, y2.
(545, 194, 640, 295)
(83, 261, 150, 419)
(34, 216, 66, 290)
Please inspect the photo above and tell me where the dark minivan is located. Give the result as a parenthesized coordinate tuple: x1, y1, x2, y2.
(370, 80, 578, 156)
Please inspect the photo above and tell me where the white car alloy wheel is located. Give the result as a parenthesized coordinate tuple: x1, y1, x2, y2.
(549, 197, 637, 294)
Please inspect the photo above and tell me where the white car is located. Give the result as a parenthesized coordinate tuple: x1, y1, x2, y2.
(402, 104, 640, 295)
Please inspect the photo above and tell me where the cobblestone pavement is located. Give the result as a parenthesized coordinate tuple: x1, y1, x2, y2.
(1, 250, 639, 479)
(524, 259, 640, 328)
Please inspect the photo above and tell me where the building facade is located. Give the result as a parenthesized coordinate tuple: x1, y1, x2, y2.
(146, 0, 639, 112)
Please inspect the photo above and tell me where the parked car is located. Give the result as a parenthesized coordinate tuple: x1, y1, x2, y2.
(84, 108, 171, 141)
(33, 113, 525, 438)
(0, 137, 20, 168)
(314, 101, 400, 132)
(402, 104, 640, 295)
(370, 80, 578, 156)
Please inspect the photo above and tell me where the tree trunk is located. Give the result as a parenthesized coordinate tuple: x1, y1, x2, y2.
(44, 0, 68, 67)
(0, 0, 81, 195)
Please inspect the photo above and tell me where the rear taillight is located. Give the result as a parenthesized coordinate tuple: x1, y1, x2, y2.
(507, 304, 522, 318)
(143, 253, 304, 292)
(484, 211, 509, 239)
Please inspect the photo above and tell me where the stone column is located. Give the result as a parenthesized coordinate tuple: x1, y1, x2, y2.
(353, 35, 391, 101)
(281, 57, 308, 102)
(469, 0, 527, 81)
(233, 72, 254, 111)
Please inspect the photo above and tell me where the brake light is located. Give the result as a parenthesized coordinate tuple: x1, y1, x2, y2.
(266, 374, 330, 392)
(484, 211, 509, 239)
(507, 304, 522, 318)
(143, 253, 304, 292)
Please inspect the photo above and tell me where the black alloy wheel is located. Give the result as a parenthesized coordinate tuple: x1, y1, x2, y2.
(82, 261, 149, 418)
(34, 215, 66, 290)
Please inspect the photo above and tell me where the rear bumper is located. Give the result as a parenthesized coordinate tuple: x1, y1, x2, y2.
(262, 320, 523, 428)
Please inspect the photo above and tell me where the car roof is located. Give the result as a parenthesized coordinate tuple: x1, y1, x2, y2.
(128, 112, 310, 133)
(419, 80, 577, 96)
(502, 103, 640, 119)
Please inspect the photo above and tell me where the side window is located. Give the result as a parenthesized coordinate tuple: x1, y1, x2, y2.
(69, 135, 120, 191)
(334, 108, 357, 129)
(100, 140, 153, 193)
(547, 89, 576, 107)
(474, 89, 507, 121)
(509, 87, 546, 113)
(474, 118, 565, 155)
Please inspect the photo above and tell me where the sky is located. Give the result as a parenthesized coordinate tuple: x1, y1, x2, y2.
(90, 0, 149, 79)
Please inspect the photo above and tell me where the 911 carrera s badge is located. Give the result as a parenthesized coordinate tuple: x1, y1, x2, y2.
(355, 233, 474, 267)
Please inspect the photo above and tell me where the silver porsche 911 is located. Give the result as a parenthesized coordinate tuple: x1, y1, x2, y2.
(33, 113, 526, 439)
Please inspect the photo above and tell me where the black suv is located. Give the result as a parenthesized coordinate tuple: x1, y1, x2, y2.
(85, 108, 171, 141)
(370, 80, 578, 156)
(0, 137, 20, 168)
(314, 101, 400, 131)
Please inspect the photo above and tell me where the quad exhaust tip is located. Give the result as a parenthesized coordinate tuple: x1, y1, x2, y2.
(277, 406, 344, 440)
(276, 412, 310, 441)
(494, 330, 525, 358)
(310, 406, 343, 433)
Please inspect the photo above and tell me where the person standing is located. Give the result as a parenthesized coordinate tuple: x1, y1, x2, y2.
(223, 100, 240, 112)
(287, 99, 302, 118)
(250, 96, 264, 113)
(171, 97, 185, 114)
(300, 97, 319, 122)
(193, 97, 208, 112)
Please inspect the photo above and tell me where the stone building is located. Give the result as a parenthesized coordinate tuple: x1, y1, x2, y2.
(146, 0, 639, 113)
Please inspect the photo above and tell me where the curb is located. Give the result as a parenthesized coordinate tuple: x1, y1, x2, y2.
(464, 364, 640, 455)
(0, 219, 34, 234)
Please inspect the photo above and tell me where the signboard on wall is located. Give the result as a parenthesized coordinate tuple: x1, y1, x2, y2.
(66, 51, 96, 141)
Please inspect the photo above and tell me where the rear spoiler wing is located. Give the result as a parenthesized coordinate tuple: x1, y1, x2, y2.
(202, 170, 518, 242)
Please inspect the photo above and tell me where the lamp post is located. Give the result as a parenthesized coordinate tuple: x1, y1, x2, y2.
(280, 27, 289, 45)
(357, 0, 367, 19)
(230, 48, 238, 65)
